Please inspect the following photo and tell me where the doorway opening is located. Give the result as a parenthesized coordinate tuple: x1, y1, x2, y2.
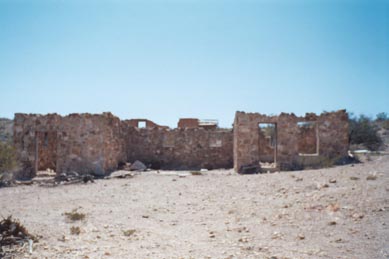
(35, 131, 57, 173)
(258, 123, 277, 168)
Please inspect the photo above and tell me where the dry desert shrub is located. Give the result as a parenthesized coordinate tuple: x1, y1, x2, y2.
(70, 226, 81, 235)
(65, 209, 86, 221)
(123, 229, 136, 237)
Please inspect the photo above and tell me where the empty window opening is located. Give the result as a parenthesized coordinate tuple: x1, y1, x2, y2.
(209, 134, 223, 148)
(138, 121, 146, 128)
(258, 123, 277, 167)
(297, 121, 319, 156)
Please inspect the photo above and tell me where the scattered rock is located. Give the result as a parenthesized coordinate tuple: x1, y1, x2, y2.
(297, 234, 305, 240)
(366, 174, 377, 181)
(0, 178, 14, 188)
(123, 229, 136, 237)
(238, 237, 249, 243)
(239, 164, 261, 174)
(327, 203, 340, 212)
(129, 160, 147, 171)
(351, 213, 364, 220)
(190, 171, 203, 176)
(271, 232, 282, 240)
(317, 183, 329, 189)
(305, 205, 324, 212)
(109, 171, 134, 179)
(350, 176, 360, 180)
(329, 179, 337, 183)
(82, 174, 94, 183)
(55, 171, 94, 184)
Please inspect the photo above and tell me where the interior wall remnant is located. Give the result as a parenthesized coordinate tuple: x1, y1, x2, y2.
(234, 110, 349, 172)
(123, 126, 233, 170)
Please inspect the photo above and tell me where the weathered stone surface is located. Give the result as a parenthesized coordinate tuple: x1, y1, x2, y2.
(13, 113, 233, 176)
(233, 110, 349, 171)
(13, 110, 348, 177)
(177, 118, 199, 128)
(129, 160, 147, 171)
(108, 170, 134, 178)
(13, 113, 125, 178)
(122, 125, 233, 170)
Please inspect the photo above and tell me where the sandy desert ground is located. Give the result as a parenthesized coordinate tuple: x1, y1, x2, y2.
(1, 155, 388, 259)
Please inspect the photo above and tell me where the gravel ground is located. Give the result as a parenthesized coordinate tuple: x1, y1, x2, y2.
(1, 155, 388, 259)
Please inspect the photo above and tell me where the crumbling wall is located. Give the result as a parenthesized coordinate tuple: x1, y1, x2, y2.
(14, 113, 125, 177)
(55, 113, 125, 176)
(14, 113, 62, 178)
(177, 118, 199, 129)
(14, 113, 233, 176)
(14, 109, 347, 177)
(234, 110, 349, 171)
(124, 119, 168, 129)
(36, 131, 58, 170)
(123, 123, 233, 170)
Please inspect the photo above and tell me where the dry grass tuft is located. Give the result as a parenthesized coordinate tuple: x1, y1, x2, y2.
(70, 226, 81, 235)
(65, 209, 86, 221)
(123, 229, 136, 237)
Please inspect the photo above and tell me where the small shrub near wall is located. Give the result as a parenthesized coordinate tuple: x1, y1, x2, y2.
(0, 141, 18, 182)
(0, 142, 17, 173)
(349, 114, 383, 151)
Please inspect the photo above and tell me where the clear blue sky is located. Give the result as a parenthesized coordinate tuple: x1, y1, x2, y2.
(0, 0, 388, 127)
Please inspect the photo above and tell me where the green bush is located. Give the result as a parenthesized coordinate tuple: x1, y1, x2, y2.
(0, 142, 17, 174)
(376, 112, 388, 121)
(375, 112, 389, 130)
(349, 114, 382, 151)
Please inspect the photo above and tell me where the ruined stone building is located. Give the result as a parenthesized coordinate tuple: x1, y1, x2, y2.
(13, 110, 348, 177)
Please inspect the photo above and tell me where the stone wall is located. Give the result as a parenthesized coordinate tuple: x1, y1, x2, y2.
(13, 110, 348, 177)
(13, 113, 125, 178)
(124, 119, 168, 129)
(55, 113, 125, 176)
(122, 122, 233, 170)
(14, 113, 62, 178)
(13, 113, 233, 176)
(233, 110, 349, 172)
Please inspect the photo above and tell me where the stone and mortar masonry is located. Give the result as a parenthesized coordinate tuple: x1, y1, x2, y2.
(13, 110, 348, 177)
(233, 110, 349, 172)
(13, 113, 125, 178)
(13, 113, 233, 177)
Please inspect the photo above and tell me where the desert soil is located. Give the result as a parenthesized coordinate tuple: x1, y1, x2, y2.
(1, 155, 388, 259)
